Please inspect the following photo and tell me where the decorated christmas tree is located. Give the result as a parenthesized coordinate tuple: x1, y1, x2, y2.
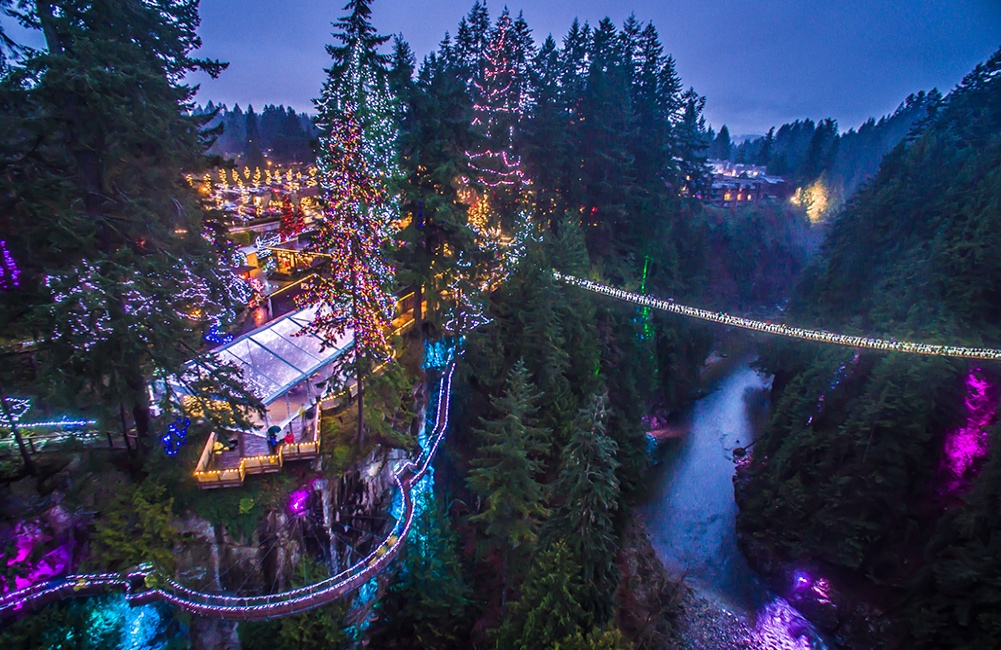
(297, 109, 395, 446)
(278, 194, 305, 241)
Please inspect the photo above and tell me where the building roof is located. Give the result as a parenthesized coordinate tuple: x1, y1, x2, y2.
(203, 305, 351, 406)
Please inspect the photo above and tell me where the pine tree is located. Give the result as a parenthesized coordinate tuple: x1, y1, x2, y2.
(370, 497, 472, 649)
(467, 359, 549, 609)
(315, 0, 395, 174)
(305, 0, 398, 446)
(465, 7, 530, 231)
(391, 37, 478, 340)
(544, 392, 621, 624)
(245, 104, 266, 168)
(296, 109, 394, 446)
(709, 124, 733, 160)
(0, 0, 260, 461)
(497, 540, 590, 650)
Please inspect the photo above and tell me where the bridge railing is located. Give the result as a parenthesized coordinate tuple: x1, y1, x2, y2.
(0, 350, 458, 622)
(127, 355, 457, 619)
(555, 271, 1001, 361)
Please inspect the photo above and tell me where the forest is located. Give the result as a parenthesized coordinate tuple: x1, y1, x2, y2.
(739, 49, 1001, 649)
(0, 0, 998, 649)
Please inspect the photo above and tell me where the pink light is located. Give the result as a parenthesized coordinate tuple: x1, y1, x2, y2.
(288, 489, 310, 517)
(940, 369, 996, 494)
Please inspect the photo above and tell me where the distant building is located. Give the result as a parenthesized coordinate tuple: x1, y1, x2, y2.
(707, 159, 792, 207)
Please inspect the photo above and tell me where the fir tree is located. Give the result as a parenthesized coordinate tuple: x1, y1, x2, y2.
(370, 497, 472, 649)
(545, 392, 621, 625)
(467, 359, 549, 609)
(497, 540, 590, 650)
(0, 0, 259, 461)
(296, 109, 394, 447)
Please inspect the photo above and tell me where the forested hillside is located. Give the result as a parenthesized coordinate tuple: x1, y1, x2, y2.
(738, 48, 1001, 648)
(708, 90, 941, 218)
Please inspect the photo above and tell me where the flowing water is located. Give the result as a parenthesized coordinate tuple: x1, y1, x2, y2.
(640, 362, 830, 649)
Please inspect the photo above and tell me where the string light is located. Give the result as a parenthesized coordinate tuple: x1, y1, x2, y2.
(0, 240, 21, 290)
(555, 271, 1001, 360)
(296, 108, 396, 363)
(0, 397, 30, 426)
(161, 417, 190, 456)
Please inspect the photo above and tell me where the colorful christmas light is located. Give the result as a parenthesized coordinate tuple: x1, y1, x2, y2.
(296, 108, 396, 364)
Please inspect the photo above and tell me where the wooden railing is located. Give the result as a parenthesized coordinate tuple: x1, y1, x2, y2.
(193, 408, 319, 488)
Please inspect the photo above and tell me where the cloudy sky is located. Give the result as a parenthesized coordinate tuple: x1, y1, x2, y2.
(6, 1, 1000, 135)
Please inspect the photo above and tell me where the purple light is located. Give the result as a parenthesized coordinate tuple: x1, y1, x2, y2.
(940, 369, 996, 494)
(1, 521, 74, 594)
(0, 240, 20, 290)
(288, 489, 310, 517)
(751, 599, 817, 650)
(793, 571, 811, 589)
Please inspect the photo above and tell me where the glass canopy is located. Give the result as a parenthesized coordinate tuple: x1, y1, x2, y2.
(206, 305, 352, 406)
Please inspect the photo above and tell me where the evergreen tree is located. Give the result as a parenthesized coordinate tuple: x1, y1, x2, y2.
(675, 87, 711, 197)
(467, 359, 549, 609)
(545, 392, 621, 624)
(391, 37, 478, 339)
(497, 540, 590, 650)
(709, 124, 732, 160)
(0, 0, 257, 460)
(370, 497, 472, 649)
(296, 109, 394, 447)
(245, 104, 266, 168)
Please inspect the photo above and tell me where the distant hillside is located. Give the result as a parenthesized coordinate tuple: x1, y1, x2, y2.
(194, 102, 317, 165)
(708, 90, 941, 212)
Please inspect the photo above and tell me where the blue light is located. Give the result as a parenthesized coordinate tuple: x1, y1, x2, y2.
(203, 324, 234, 346)
(162, 417, 190, 457)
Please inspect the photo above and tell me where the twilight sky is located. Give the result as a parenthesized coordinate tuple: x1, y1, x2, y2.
(7, 1, 1000, 135)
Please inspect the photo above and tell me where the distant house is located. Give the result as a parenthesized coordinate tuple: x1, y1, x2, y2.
(707, 159, 792, 207)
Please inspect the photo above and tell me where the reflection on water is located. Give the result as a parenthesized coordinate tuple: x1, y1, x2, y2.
(641, 362, 828, 649)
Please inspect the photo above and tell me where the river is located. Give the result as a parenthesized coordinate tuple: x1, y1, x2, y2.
(640, 361, 830, 649)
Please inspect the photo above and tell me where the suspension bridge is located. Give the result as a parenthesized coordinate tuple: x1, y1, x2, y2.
(0, 356, 457, 622)
(554, 271, 1001, 361)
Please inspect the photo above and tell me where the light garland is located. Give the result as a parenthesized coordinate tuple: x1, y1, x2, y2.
(296, 108, 396, 363)
(0, 396, 31, 427)
(161, 417, 190, 456)
(0, 240, 21, 290)
(555, 271, 1001, 360)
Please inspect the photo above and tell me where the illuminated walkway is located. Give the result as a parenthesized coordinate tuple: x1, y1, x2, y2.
(555, 271, 1001, 361)
(0, 355, 457, 621)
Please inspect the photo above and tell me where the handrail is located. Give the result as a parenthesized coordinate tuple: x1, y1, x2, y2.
(555, 271, 1001, 360)
(0, 354, 458, 621)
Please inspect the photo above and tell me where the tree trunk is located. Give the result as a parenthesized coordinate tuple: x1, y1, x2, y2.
(352, 252, 364, 448)
(414, 282, 423, 342)
(127, 370, 150, 465)
(119, 403, 133, 456)
(0, 383, 35, 476)
(356, 370, 364, 448)
(500, 547, 510, 615)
